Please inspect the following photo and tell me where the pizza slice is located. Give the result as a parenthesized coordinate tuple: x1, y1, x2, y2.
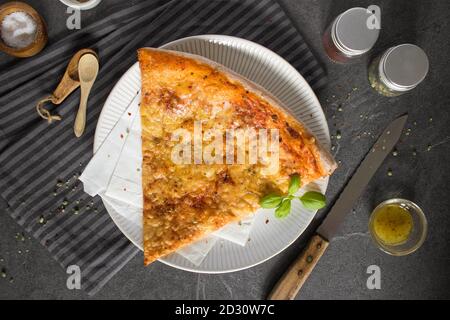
(138, 48, 336, 265)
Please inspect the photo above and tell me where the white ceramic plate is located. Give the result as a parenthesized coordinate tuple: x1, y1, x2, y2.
(94, 35, 331, 273)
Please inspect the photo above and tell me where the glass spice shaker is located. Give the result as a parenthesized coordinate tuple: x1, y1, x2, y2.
(323, 7, 380, 63)
(368, 44, 429, 97)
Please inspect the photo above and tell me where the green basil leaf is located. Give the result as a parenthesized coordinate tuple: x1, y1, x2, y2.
(300, 191, 326, 210)
(288, 174, 301, 195)
(260, 194, 283, 209)
(275, 199, 291, 218)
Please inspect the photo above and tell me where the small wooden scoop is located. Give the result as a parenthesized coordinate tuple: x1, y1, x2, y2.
(36, 48, 98, 123)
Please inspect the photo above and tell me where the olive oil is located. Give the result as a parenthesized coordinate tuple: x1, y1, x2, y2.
(372, 204, 413, 245)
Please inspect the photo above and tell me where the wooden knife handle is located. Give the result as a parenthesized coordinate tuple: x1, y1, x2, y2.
(267, 234, 329, 300)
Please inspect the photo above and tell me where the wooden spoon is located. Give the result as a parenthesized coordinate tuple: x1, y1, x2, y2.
(36, 49, 97, 122)
(74, 53, 99, 137)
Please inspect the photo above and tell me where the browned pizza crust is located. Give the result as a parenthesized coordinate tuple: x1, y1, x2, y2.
(138, 48, 337, 265)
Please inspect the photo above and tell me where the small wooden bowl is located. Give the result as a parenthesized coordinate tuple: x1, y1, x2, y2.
(0, 1, 48, 58)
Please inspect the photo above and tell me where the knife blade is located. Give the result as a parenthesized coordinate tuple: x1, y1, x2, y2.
(317, 114, 408, 241)
(268, 114, 408, 300)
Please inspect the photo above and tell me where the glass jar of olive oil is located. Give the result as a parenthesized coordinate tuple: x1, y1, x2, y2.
(368, 44, 429, 96)
(369, 199, 427, 256)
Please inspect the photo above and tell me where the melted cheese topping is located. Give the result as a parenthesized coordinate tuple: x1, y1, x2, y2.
(138, 48, 334, 265)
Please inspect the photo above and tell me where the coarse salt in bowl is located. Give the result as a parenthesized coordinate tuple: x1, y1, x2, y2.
(1, 11, 37, 49)
(0, 1, 48, 57)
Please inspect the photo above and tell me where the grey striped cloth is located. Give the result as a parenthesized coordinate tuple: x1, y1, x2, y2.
(0, 0, 327, 295)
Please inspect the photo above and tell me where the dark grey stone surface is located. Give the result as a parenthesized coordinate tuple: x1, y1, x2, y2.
(0, 0, 449, 300)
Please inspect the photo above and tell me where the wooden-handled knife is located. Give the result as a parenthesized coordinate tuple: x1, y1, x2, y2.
(268, 114, 408, 300)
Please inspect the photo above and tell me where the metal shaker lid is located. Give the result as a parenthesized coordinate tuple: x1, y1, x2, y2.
(333, 7, 380, 56)
(380, 44, 429, 91)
